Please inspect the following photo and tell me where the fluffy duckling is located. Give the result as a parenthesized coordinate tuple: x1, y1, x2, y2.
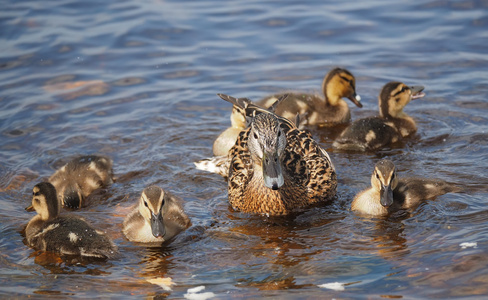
(216, 93, 337, 216)
(212, 68, 361, 156)
(333, 81, 425, 151)
(123, 186, 191, 244)
(49, 155, 114, 209)
(258, 67, 362, 127)
(351, 159, 461, 217)
(213, 104, 246, 156)
(25, 182, 117, 259)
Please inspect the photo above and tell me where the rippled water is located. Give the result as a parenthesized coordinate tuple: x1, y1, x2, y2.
(1, 0, 488, 298)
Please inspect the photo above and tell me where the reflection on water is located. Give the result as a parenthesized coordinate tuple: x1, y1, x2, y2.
(1, 0, 488, 298)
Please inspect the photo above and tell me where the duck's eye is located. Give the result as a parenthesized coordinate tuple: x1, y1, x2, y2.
(144, 201, 149, 208)
(253, 133, 258, 139)
(277, 131, 281, 138)
(391, 172, 395, 179)
(375, 172, 380, 179)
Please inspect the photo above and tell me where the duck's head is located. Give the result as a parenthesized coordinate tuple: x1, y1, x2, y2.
(323, 68, 362, 108)
(248, 113, 287, 190)
(371, 159, 399, 208)
(379, 82, 425, 119)
(26, 182, 59, 221)
(139, 185, 166, 239)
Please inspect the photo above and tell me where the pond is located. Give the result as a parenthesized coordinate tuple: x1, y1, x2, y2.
(1, 0, 487, 298)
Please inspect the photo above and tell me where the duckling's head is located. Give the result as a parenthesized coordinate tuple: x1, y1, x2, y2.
(371, 159, 399, 208)
(322, 68, 362, 108)
(379, 82, 425, 119)
(248, 113, 287, 190)
(139, 185, 166, 239)
(26, 182, 59, 221)
(230, 105, 246, 129)
(63, 187, 83, 209)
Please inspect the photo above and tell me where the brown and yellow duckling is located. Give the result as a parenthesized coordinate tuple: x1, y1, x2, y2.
(49, 155, 114, 209)
(123, 186, 191, 244)
(215, 93, 337, 216)
(212, 104, 247, 156)
(333, 81, 425, 151)
(351, 159, 461, 217)
(212, 68, 361, 156)
(25, 182, 117, 259)
(258, 67, 362, 127)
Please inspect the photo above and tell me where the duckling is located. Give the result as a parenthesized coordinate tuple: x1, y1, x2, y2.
(49, 155, 114, 209)
(351, 159, 461, 217)
(216, 93, 337, 216)
(258, 67, 362, 127)
(213, 103, 247, 156)
(211, 68, 361, 156)
(123, 185, 191, 244)
(25, 182, 117, 259)
(333, 81, 425, 151)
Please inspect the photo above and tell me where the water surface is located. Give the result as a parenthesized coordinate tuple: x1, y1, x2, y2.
(1, 0, 488, 298)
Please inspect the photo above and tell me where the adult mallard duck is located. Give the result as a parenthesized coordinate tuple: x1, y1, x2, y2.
(351, 159, 461, 217)
(206, 93, 337, 216)
(123, 185, 191, 244)
(333, 81, 425, 151)
(25, 182, 117, 259)
(49, 155, 114, 209)
(212, 68, 361, 156)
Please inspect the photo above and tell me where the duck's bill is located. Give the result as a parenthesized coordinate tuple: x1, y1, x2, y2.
(25, 205, 34, 212)
(348, 93, 363, 108)
(262, 153, 284, 190)
(151, 211, 166, 238)
(380, 184, 394, 207)
(410, 85, 425, 100)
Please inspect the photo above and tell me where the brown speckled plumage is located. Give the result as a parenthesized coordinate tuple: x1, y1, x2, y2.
(220, 94, 337, 216)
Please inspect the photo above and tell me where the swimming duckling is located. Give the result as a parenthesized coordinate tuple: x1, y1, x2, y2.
(258, 67, 362, 127)
(213, 103, 247, 156)
(25, 182, 117, 259)
(123, 186, 191, 244)
(216, 93, 337, 216)
(333, 81, 425, 151)
(351, 159, 461, 217)
(211, 68, 361, 156)
(49, 155, 114, 209)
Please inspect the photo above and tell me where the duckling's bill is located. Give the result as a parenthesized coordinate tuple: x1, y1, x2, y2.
(380, 184, 393, 207)
(151, 210, 166, 238)
(410, 85, 425, 99)
(348, 93, 363, 108)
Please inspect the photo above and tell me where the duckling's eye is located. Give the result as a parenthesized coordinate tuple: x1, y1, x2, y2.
(253, 133, 258, 139)
(391, 172, 395, 180)
(277, 131, 281, 138)
(375, 172, 380, 179)
(144, 201, 149, 208)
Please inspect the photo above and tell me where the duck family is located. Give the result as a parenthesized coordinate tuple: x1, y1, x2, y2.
(22, 67, 462, 261)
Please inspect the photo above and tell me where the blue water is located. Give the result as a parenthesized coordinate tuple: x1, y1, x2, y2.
(1, 0, 488, 298)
